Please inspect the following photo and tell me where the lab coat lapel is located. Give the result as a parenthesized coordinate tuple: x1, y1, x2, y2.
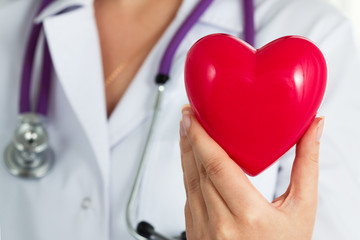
(43, 6, 110, 184)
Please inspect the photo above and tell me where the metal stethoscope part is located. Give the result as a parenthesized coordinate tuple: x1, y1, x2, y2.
(125, 85, 183, 240)
(4, 113, 54, 178)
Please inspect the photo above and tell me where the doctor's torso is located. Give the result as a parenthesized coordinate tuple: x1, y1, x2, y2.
(1, 0, 360, 239)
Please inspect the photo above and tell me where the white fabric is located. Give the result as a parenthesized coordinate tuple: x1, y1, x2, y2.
(323, 0, 360, 45)
(0, 0, 359, 239)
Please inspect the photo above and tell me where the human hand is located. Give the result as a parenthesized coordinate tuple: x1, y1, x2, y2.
(179, 105, 324, 240)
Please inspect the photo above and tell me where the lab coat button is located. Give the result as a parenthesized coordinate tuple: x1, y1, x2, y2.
(81, 197, 92, 209)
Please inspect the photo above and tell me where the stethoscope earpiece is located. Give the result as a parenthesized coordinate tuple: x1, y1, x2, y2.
(4, 113, 54, 179)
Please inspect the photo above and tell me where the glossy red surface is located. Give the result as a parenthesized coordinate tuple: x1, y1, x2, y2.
(185, 34, 327, 176)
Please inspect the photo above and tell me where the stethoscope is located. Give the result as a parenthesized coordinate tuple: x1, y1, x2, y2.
(3, 0, 254, 239)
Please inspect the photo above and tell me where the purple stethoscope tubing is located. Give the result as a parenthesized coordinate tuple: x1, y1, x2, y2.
(19, 0, 255, 116)
(19, 0, 53, 115)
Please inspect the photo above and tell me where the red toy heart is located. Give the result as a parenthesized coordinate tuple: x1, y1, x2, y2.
(185, 34, 327, 176)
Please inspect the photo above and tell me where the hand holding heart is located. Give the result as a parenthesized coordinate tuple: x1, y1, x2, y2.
(180, 105, 324, 240)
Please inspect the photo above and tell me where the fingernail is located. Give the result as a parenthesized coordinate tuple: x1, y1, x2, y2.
(316, 117, 325, 142)
(180, 120, 186, 137)
(181, 104, 191, 114)
(182, 112, 192, 134)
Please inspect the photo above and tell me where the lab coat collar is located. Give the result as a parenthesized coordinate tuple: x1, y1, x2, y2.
(43, 6, 110, 187)
(35, 0, 90, 23)
(200, 0, 244, 33)
(35, 0, 264, 34)
(198, 0, 267, 34)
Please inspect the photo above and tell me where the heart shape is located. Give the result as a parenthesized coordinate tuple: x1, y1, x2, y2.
(185, 34, 327, 176)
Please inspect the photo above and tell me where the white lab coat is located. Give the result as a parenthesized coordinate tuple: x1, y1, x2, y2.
(0, 0, 360, 239)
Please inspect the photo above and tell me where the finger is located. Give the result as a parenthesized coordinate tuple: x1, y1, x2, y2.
(181, 110, 233, 220)
(180, 121, 208, 225)
(199, 169, 234, 220)
(181, 106, 266, 213)
(184, 201, 194, 239)
(291, 117, 324, 205)
(188, 126, 233, 219)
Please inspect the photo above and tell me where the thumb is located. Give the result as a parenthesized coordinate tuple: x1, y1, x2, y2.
(290, 117, 325, 205)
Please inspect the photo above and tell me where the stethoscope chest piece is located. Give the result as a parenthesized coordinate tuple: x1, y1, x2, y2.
(4, 113, 54, 179)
